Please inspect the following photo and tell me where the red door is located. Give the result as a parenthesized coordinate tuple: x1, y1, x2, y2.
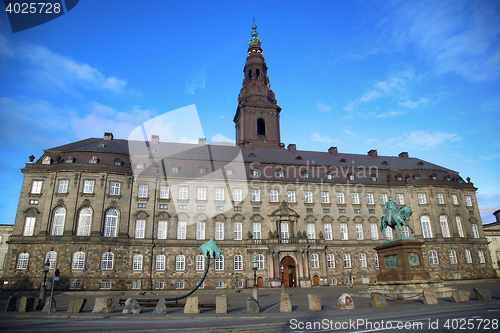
(257, 277, 264, 288)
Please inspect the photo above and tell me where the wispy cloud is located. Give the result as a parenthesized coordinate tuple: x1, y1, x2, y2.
(399, 97, 429, 108)
(387, 130, 461, 150)
(375, 110, 405, 118)
(211, 133, 235, 144)
(316, 102, 332, 113)
(311, 132, 336, 143)
(343, 127, 357, 137)
(186, 69, 206, 95)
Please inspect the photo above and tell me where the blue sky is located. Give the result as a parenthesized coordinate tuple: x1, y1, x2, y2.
(1, 0, 499, 225)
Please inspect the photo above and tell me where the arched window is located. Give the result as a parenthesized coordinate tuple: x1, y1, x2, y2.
(421, 216, 433, 238)
(343, 254, 351, 268)
(77, 208, 92, 236)
(101, 252, 114, 270)
(257, 118, 265, 136)
(448, 250, 457, 264)
(248, 69, 253, 79)
(371, 173, 377, 181)
(104, 210, 118, 237)
(45, 251, 57, 269)
(72, 251, 85, 270)
(428, 250, 439, 265)
(52, 208, 66, 236)
(196, 255, 205, 271)
(234, 255, 243, 270)
(17, 253, 29, 270)
(133, 254, 143, 270)
(465, 249, 472, 263)
(256, 68, 260, 79)
(176, 255, 185, 271)
(156, 255, 165, 271)
(327, 254, 335, 268)
(311, 254, 319, 269)
(359, 253, 367, 267)
(256, 254, 264, 270)
(215, 255, 225, 271)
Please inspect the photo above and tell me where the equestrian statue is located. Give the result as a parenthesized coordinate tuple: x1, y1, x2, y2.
(380, 196, 415, 241)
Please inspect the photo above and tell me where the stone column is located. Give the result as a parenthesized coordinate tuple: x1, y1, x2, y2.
(268, 250, 275, 279)
(321, 250, 327, 278)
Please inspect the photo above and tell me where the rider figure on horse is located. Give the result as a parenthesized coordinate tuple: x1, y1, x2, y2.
(384, 195, 399, 225)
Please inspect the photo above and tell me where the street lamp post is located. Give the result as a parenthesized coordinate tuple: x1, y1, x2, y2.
(252, 256, 258, 287)
(38, 260, 50, 310)
(280, 265, 285, 293)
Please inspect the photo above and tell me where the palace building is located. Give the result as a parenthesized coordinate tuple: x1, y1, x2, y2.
(2, 22, 496, 291)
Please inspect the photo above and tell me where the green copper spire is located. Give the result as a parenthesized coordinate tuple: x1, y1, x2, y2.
(248, 16, 262, 47)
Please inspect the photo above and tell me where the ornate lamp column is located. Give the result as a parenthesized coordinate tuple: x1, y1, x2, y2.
(280, 265, 285, 293)
(38, 260, 50, 309)
(252, 256, 258, 287)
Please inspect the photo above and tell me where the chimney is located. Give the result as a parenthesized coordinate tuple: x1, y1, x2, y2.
(368, 149, 378, 157)
(151, 135, 159, 145)
(399, 152, 409, 158)
(328, 147, 338, 155)
(198, 138, 206, 146)
(287, 144, 296, 153)
(103, 132, 113, 141)
(279, 143, 285, 148)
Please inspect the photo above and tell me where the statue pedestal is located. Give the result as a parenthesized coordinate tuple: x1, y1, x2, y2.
(375, 239, 430, 282)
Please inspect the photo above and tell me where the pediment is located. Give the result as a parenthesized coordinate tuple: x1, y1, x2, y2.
(269, 201, 299, 218)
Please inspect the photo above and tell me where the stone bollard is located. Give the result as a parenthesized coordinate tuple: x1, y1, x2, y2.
(216, 295, 227, 314)
(280, 293, 292, 312)
(308, 294, 322, 311)
(153, 297, 167, 314)
(122, 298, 142, 314)
(246, 297, 261, 313)
(252, 285, 259, 302)
(473, 288, 491, 301)
(5, 296, 17, 312)
(92, 297, 114, 313)
(72, 299, 87, 313)
(19, 297, 35, 312)
(42, 296, 56, 313)
(422, 289, 438, 305)
(451, 290, 470, 303)
(184, 296, 200, 314)
(337, 293, 354, 310)
(370, 293, 388, 308)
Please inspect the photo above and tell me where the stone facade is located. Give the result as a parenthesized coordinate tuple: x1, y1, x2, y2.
(0, 224, 14, 279)
(483, 218, 500, 277)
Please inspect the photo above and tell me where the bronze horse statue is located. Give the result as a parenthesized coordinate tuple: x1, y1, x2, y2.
(380, 205, 414, 240)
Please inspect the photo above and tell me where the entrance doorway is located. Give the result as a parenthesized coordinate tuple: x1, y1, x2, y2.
(280, 256, 297, 287)
(257, 277, 264, 288)
(313, 275, 319, 286)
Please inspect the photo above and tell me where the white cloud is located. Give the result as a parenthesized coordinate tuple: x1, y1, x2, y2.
(311, 132, 336, 143)
(316, 102, 332, 113)
(211, 134, 235, 144)
(375, 110, 405, 118)
(399, 97, 429, 108)
(186, 69, 206, 95)
(343, 128, 357, 137)
(388, 130, 461, 150)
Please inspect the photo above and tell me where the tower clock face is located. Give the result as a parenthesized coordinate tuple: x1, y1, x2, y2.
(408, 253, 420, 266)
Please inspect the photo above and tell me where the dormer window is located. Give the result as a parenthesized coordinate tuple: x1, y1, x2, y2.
(417, 161, 424, 166)
(349, 172, 355, 181)
(42, 156, 51, 165)
(431, 174, 437, 180)
(199, 150, 207, 155)
(66, 156, 74, 163)
(414, 174, 420, 180)
(136, 162, 145, 169)
(89, 156, 98, 164)
(446, 175, 451, 181)
(302, 170, 309, 178)
(225, 167, 234, 176)
(371, 173, 377, 181)
(114, 158, 122, 166)
(381, 161, 388, 165)
(396, 174, 402, 181)
(326, 171, 333, 180)
(97, 143, 105, 148)
(249, 153, 256, 157)
(199, 165, 208, 174)
(340, 158, 347, 163)
(171, 165, 179, 173)
(252, 168, 260, 177)
(277, 169, 285, 178)
(296, 156, 303, 160)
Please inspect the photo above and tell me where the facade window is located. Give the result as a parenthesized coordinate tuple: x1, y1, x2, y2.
(311, 254, 319, 269)
(215, 255, 224, 271)
(437, 193, 444, 204)
(418, 193, 427, 204)
(414, 173, 420, 180)
(326, 171, 333, 179)
(196, 255, 205, 271)
(366, 194, 374, 205)
(343, 254, 351, 268)
(197, 188, 206, 200)
(101, 252, 114, 270)
(233, 189, 242, 202)
(324, 224, 332, 240)
(253, 223, 261, 240)
(58, 180, 68, 193)
(252, 190, 260, 202)
(215, 222, 224, 240)
(352, 193, 360, 204)
(197, 205, 205, 211)
(131, 281, 141, 290)
(104, 210, 118, 237)
(359, 253, 367, 267)
(337, 193, 345, 204)
(52, 207, 66, 236)
(177, 222, 186, 240)
(396, 194, 404, 205)
(327, 254, 335, 268)
(355, 224, 364, 240)
(234, 223, 242, 240)
(252, 168, 260, 177)
(307, 223, 316, 239)
(349, 173, 355, 181)
(215, 281, 224, 289)
(216, 188, 224, 201)
(465, 196, 472, 207)
(17, 253, 29, 270)
(421, 216, 432, 238)
(305, 191, 313, 203)
(456, 216, 465, 237)
(225, 167, 234, 175)
(428, 250, 439, 265)
(374, 253, 379, 267)
(160, 205, 168, 210)
(138, 185, 148, 198)
(471, 224, 479, 238)
(321, 192, 329, 203)
(386, 227, 394, 240)
(196, 222, 205, 240)
(370, 223, 379, 240)
(354, 209, 360, 214)
(448, 250, 457, 264)
(45, 251, 57, 269)
(99, 281, 112, 289)
(176, 255, 185, 270)
(234, 255, 243, 270)
(29, 199, 38, 205)
(234, 206, 242, 211)
(31, 180, 43, 194)
(371, 173, 377, 181)
(396, 174, 402, 181)
(114, 159, 122, 166)
(380, 194, 388, 205)
(42, 156, 51, 164)
(439, 216, 450, 238)
(156, 255, 166, 271)
(160, 186, 169, 199)
(172, 165, 180, 173)
(288, 191, 296, 203)
(281, 222, 289, 240)
(175, 281, 185, 289)
(89, 156, 98, 164)
(138, 203, 146, 208)
(270, 190, 278, 202)
(256, 254, 264, 270)
(302, 170, 309, 178)
(199, 165, 208, 174)
(178, 187, 188, 200)
(401, 225, 410, 238)
(340, 224, 348, 240)
(23, 217, 35, 236)
(110, 182, 120, 196)
(135, 220, 145, 239)
(323, 208, 330, 213)
(77, 208, 92, 236)
(66, 156, 74, 163)
(158, 221, 167, 239)
(133, 254, 143, 270)
(465, 249, 472, 264)
(452, 194, 459, 205)
(69, 281, 82, 290)
(83, 181, 94, 194)
(276, 169, 285, 178)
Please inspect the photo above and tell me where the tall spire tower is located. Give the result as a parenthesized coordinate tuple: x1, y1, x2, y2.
(234, 18, 282, 149)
